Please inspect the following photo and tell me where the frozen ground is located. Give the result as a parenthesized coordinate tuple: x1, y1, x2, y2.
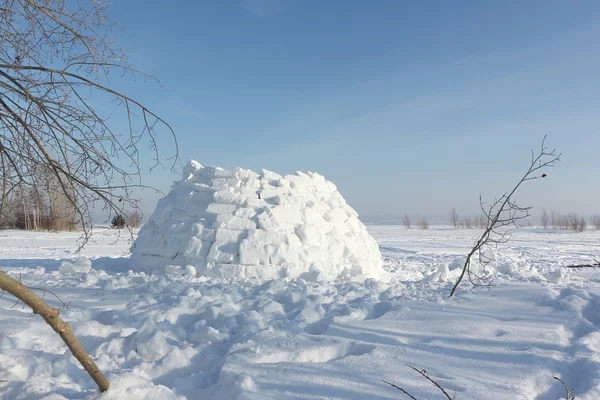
(1, 226, 599, 399)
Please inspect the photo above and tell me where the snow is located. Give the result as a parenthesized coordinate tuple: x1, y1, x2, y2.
(59, 256, 93, 274)
(131, 161, 383, 281)
(1, 226, 600, 399)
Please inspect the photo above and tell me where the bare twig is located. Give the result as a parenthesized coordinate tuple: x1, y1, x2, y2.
(553, 376, 575, 400)
(386, 371, 571, 399)
(406, 365, 453, 400)
(450, 136, 560, 296)
(29, 286, 72, 311)
(565, 259, 600, 268)
(382, 380, 418, 400)
(384, 364, 455, 400)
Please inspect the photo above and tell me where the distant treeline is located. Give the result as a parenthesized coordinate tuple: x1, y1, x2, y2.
(0, 168, 78, 231)
(541, 209, 599, 232)
(398, 209, 600, 232)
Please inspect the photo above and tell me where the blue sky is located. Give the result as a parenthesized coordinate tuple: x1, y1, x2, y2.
(107, 0, 600, 219)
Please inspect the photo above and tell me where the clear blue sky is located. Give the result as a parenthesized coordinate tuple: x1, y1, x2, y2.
(107, 0, 600, 219)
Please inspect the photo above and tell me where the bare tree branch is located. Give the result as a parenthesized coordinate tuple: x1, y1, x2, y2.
(553, 376, 575, 400)
(0, 270, 109, 392)
(564, 259, 600, 268)
(406, 365, 453, 400)
(382, 380, 418, 400)
(0, 0, 179, 246)
(0, 1, 181, 392)
(450, 136, 560, 296)
(384, 364, 455, 400)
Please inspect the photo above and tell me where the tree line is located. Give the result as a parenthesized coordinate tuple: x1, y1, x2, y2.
(400, 208, 599, 231)
(0, 165, 77, 231)
(541, 209, 599, 232)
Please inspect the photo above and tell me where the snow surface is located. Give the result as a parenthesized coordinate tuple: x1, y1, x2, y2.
(131, 161, 382, 281)
(59, 257, 93, 274)
(1, 226, 600, 399)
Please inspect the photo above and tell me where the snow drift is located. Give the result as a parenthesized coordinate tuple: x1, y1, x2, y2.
(131, 161, 382, 280)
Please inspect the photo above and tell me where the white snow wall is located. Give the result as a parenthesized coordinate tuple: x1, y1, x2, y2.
(131, 161, 383, 280)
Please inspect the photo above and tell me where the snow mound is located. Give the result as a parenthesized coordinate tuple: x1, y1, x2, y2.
(130, 318, 171, 360)
(59, 256, 92, 273)
(131, 161, 382, 280)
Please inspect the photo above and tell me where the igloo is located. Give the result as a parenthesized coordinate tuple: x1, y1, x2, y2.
(131, 160, 383, 281)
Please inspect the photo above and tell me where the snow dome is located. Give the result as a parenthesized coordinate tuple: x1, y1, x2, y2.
(130, 161, 383, 280)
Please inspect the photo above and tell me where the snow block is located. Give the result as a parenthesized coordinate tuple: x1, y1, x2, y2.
(213, 191, 246, 206)
(131, 161, 383, 280)
(206, 203, 237, 215)
(239, 239, 271, 265)
(207, 243, 236, 264)
(216, 215, 257, 231)
(59, 256, 92, 273)
(183, 237, 212, 258)
(215, 228, 246, 244)
(132, 318, 171, 361)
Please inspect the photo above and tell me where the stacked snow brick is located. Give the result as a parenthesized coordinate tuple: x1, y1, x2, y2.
(130, 160, 383, 280)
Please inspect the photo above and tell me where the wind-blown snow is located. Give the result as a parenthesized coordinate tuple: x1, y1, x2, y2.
(1, 227, 600, 399)
(131, 161, 382, 281)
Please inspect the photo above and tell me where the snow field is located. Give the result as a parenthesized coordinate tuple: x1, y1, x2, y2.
(131, 161, 382, 281)
(0, 227, 599, 398)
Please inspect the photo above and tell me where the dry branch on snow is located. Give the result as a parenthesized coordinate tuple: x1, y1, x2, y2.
(0, 270, 110, 391)
(565, 259, 600, 268)
(450, 136, 560, 296)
